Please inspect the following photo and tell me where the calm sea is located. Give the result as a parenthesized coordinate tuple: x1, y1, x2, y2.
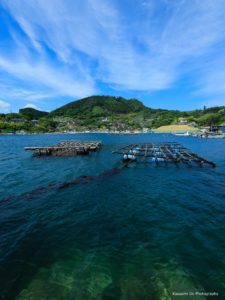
(0, 133, 225, 300)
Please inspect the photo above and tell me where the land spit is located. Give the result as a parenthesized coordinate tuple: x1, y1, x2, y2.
(24, 140, 102, 156)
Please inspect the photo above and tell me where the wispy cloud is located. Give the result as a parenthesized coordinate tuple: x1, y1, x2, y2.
(23, 103, 42, 110)
(0, 56, 96, 98)
(0, 0, 225, 109)
(0, 100, 11, 113)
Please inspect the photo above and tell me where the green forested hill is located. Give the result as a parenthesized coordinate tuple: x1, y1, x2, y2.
(50, 95, 181, 129)
(0, 95, 225, 133)
(51, 95, 225, 129)
(51, 96, 148, 117)
(19, 107, 49, 119)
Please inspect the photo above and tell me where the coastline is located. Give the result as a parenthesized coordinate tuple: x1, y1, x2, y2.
(0, 130, 151, 135)
(1, 129, 225, 139)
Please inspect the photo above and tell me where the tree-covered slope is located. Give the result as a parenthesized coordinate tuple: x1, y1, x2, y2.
(1, 95, 225, 133)
(50, 95, 225, 129)
(19, 108, 49, 120)
(51, 96, 149, 117)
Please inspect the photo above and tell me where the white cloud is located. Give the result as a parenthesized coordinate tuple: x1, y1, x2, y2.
(0, 100, 11, 113)
(192, 52, 225, 106)
(0, 56, 96, 99)
(0, 0, 225, 104)
(23, 103, 42, 110)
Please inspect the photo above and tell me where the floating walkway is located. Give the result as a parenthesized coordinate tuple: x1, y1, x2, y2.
(113, 142, 216, 167)
(25, 140, 102, 156)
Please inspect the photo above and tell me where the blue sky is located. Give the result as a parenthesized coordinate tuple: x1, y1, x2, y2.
(1, 0, 225, 113)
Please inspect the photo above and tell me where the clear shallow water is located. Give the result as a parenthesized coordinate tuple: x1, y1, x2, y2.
(0, 133, 225, 300)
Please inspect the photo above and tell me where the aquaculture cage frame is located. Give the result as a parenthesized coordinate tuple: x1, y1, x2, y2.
(112, 142, 215, 167)
(24, 140, 102, 156)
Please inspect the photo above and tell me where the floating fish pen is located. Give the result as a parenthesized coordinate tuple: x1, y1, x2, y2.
(113, 142, 215, 167)
(25, 140, 102, 157)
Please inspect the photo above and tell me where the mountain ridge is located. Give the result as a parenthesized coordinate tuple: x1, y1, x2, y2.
(51, 95, 151, 117)
(0, 95, 224, 133)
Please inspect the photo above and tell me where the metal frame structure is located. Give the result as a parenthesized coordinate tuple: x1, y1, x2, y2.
(25, 140, 102, 156)
(113, 142, 215, 167)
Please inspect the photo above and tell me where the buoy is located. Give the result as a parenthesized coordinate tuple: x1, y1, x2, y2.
(157, 158, 165, 162)
(123, 154, 136, 161)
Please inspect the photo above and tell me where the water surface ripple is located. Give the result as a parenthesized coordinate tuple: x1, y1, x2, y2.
(0, 133, 225, 300)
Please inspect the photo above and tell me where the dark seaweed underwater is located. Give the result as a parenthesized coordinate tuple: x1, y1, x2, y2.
(0, 133, 225, 300)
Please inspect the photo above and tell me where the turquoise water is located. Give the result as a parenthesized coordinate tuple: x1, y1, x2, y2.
(0, 133, 225, 300)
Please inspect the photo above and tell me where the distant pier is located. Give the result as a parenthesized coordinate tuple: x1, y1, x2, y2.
(113, 142, 216, 167)
(25, 140, 102, 156)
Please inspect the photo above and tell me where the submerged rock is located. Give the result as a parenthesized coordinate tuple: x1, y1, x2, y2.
(86, 271, 112, 299)
(118, 248, 155, 300)
(50, 263, 75, 289)
(152, 263, 207, 300)
(116, 246, 207, 300)
(16, 249, 112, 300)
(17, 266, 75, 300)
(120, 275, 149, 300)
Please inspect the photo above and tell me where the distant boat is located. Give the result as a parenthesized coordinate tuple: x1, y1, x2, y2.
(206, 134, 225, 139)
(196, 131, 225, 139)
(172, 131, 190, 136)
